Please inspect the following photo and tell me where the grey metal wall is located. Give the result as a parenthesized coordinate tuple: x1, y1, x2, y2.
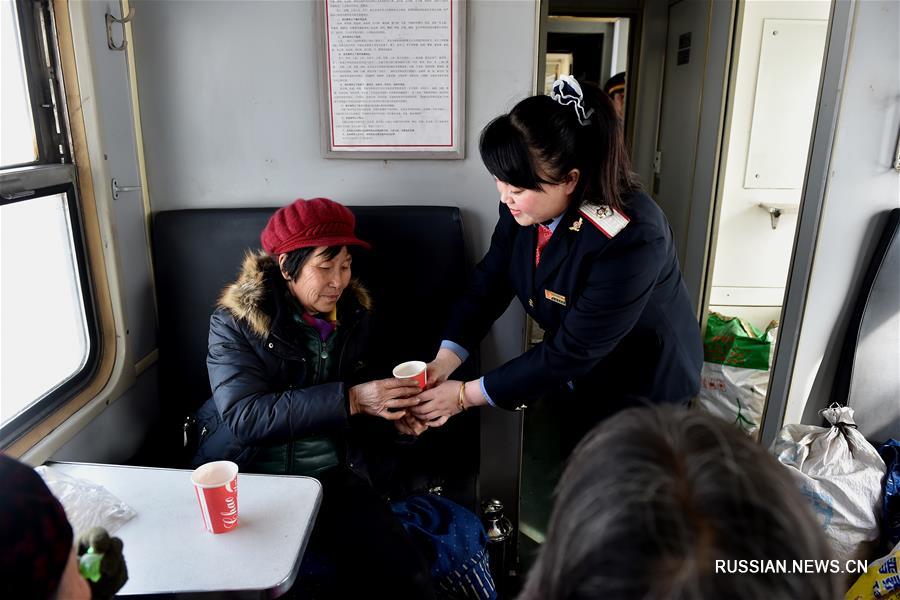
(786, 0, 900, 433)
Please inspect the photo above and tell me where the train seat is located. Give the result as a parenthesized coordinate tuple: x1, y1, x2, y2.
(150, 206, 480, 508)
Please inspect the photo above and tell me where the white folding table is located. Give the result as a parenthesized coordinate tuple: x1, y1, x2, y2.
(48, 462, 322, 598)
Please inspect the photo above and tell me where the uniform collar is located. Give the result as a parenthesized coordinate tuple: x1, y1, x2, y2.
(539, 213, 565, 234)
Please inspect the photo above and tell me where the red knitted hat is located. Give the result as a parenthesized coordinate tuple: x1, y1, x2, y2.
(261, 198, 371, 255)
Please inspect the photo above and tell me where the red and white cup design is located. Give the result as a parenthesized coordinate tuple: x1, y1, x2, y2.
(392, 360, 427, 390)
(191, 461, 239, 534)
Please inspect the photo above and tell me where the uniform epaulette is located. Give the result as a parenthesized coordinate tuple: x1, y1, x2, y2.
(579, 203, 630, 238)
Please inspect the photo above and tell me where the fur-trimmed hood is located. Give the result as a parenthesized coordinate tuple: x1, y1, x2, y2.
(218, 250, 373, 339)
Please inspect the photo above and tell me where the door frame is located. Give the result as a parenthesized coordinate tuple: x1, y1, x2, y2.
(535, 1, 644, 152)
(757, 0, 856, 446)
(697, 0, 856, 444)
(652, 0, 736, 313)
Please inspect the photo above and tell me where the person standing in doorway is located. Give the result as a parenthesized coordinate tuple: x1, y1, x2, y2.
(604, 71, 626, 119)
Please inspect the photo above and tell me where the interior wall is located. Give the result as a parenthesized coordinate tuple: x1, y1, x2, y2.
(710, 0, 830, 329)
(52, 367, 160, 463)
(131, 0, 531, 265)
(65, 0, 157, 365)
(785, 0, 900, 427)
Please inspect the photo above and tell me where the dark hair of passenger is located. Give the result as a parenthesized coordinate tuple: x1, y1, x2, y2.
(479, 82, 640, 213)
(519, 406, 838, 600)
(280, 245, 351, 281)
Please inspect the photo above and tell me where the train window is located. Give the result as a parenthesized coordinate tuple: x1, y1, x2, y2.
(1, 0, 37, 166)
(1, 0, 97, 445)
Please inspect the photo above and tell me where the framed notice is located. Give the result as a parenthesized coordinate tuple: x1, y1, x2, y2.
(318, 0, 466, 158)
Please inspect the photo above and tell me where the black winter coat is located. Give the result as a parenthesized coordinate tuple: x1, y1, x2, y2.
(192, 252, 378, 475)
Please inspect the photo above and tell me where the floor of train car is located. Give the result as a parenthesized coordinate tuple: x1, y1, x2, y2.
(519, 395, 567, 578)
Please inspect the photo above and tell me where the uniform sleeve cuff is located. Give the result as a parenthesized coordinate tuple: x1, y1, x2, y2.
(440, 340, 470, 363)
(479, 377, 498, 408)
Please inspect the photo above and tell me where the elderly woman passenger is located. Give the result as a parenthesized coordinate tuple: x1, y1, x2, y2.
(191, 197, 434, 598)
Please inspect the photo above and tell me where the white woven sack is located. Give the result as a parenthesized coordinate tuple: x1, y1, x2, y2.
(772, 405, 886, 562)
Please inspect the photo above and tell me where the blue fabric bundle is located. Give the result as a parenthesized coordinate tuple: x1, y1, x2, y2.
(391, 494, 497, 600)
(879, 439, 900, 548)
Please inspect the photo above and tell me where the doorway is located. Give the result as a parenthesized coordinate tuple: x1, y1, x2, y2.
(539, 14, 633, 125)
(518, 0, 836, 589)
(696, 0, 831, 440)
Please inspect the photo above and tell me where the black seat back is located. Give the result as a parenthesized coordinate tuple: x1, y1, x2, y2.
(830, 208, 900, 442)
(152, 206, 479, 502)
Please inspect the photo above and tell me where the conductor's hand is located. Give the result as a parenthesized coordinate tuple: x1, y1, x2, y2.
(426, 348, 463, 389)
(349, 378, 422, 420)
(410, 379, 463, 427)
(395, 413, 429, 437)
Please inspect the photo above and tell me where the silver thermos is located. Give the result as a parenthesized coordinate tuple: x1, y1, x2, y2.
(482, 498, 514, 596)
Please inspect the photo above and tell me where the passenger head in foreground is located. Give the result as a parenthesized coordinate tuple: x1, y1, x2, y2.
(0, 454, 90, 600)
(519, 406, 838, 600)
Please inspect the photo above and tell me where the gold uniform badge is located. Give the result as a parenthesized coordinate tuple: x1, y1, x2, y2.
(544, 290, 567, 306)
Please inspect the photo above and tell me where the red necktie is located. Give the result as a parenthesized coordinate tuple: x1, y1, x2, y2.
(535, 224, 553, 266)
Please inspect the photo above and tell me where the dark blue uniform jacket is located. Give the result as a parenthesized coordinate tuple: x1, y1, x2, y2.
(444, 192, 703, 411)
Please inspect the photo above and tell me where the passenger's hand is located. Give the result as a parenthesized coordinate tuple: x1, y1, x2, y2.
(410, 379, 464, 425)
(349, 378, 422, 421)
(395, 413, 429, 437)
(426, 348, 463, 389)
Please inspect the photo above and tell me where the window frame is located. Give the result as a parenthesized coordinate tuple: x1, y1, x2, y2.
(6, 0, 69, 167)
(0, 0, 98, 448)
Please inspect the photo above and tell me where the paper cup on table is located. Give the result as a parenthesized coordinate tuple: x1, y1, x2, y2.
(393, 360, 427, 390)
(191, 460, 239, 534)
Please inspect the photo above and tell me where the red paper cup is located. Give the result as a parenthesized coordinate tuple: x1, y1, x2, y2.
(191, 460, 239, 534)
(392, 360, 427, 390)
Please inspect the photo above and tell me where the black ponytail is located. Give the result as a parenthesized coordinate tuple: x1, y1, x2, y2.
(479, 80, 640, 213)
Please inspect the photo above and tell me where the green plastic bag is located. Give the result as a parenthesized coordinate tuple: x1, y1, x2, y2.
(702, 312, 773, 370)
(695, 312, 777, 438)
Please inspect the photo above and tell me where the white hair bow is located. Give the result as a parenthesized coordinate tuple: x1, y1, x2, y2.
(550, 75, 595, 126)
